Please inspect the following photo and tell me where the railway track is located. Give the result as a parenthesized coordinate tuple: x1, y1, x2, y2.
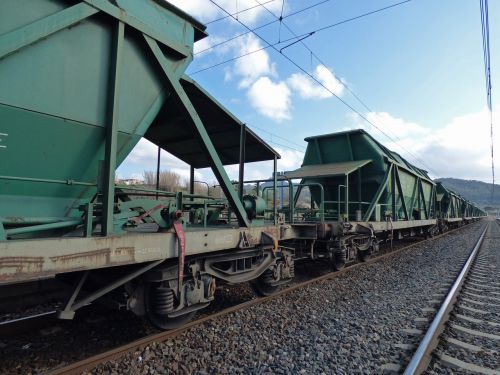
(46, 223, 482, 375)
(403, 219, 500, 374)
(0, 310, 57, 337)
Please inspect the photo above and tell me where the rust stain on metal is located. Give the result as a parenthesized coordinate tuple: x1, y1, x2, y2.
(0, 256, 44, 274)
(245, 232, 259, 247)
(49, 248, 111, 265)
(3, 217, 25, 223)
(115, 247, 135, 262)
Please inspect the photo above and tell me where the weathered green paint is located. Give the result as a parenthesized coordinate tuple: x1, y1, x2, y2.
(0, 0, 204, 236)
(363, 164, 393, 221)
(302, 129, 435, 222)
(0, 3, 98, 60)
(436, 183, 462, 219)
(83, 0, 195, 59)
(102, 20, 124, 235)
(394, 167, 409, 220)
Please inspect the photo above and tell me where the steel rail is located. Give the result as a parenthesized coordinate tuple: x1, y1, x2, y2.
(0, 310, 57, 336)
(403, 223, 488, 375)
(48, 221, 485, 375)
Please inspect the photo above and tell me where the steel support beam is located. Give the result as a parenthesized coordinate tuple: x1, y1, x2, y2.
(345, 174, 349, 220)
(102, 21, 124, 235)
(394, 167, 409, 220)
(314, 138, 323, 163)
(273, 156, 278, 225)
(83, 0, 190, 58)
(391, 166, 396, 221)
(357, 169, 362, 212)
(238, 124, 246, 201)
(144, 35, 250, 227)
(419, 180, 428, 219)
(189, 166, 195, 197)
(0, 3, 98, 60)
(155, 145, 161, 199)
(71, 260, 163, 312)
(363, 164, 393, 221)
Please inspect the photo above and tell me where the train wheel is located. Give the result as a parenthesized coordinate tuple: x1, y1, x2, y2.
(145, 284, 196, 330)
(250, 269, 279, 296)
(331, 247, 347, 271)
(358, 248, 372, 262)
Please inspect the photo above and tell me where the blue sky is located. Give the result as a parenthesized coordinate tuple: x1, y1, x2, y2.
(118, 0, 499, 185)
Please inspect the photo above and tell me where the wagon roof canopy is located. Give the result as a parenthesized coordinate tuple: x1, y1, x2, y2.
(284, 160, 372, 179)
(144, 77, 280, 169)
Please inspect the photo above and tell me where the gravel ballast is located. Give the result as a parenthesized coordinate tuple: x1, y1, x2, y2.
(90, 221, 486, 374)
(426, 219, 500, 375)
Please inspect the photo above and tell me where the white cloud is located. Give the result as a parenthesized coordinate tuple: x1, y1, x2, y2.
(199, 146, 304, 183)
(247, 76, 291, 121)
(233, 34, 276, 88)
(167, 0, 219, 21)
(117, 138, 200, 181)
(288, 65, 343, 99)
(167, 0, 283, 25)
(350, 111, 430, 155)
(275, 147, 304, 171)
(349, 106, 500, 182)
(193, 35, 225, 55)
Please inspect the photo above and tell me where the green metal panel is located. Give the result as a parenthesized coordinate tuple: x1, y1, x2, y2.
(0, 0, 200, 233)
(301, 129, 435, 222)
(436, 183, 462, 219)
(0, 0, 68, 36)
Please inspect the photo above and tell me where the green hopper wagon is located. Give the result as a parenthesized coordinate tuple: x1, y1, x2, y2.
(0, 0, 296, 328)
(282, 129, 438, 267)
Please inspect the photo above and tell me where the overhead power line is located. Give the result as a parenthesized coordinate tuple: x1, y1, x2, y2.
(480, 0, 495, 199)
(191, 1, 413, 74)
(205, 0, 276, 25)
(252, 0, 432, 173)
(195, 0, 330, 55)
(207, 0, 436, 175)
(248, 123, 306, 152)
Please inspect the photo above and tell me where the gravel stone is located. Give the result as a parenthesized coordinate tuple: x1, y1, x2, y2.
(426, 220, 500, 374)
(88, 221, 486, 374)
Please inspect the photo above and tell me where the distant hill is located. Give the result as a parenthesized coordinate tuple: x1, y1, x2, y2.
(436, 178, 499, 211)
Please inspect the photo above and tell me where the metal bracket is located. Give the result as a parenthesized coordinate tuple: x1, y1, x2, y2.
(261, 231, 278, 252)
(58, 271, 89, 320)
(0, 221, 5, 240)
(238, 231, 251, 249)
(81, 202, 94, 237)
(56, 259, 163, 319)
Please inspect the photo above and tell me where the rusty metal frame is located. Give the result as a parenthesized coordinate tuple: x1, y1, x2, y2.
(58, 259, 163, 319)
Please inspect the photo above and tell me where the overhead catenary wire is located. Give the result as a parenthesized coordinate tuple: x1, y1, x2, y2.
(247, 123, 306, 151)
(195, 0, 330, 55)
(205, 0, 276, 25)
(252, 0, 433, 173)
(480, 0, 495, 199)
(191, 1, 413, 74)
(207, 0, 437, 175)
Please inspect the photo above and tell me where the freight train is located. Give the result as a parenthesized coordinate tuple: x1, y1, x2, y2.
(0, 0, 486, 329)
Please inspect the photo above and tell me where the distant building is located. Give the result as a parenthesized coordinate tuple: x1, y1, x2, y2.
(116, 178, 144, 185)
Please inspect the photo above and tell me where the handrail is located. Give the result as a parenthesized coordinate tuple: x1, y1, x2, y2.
(0, 175, 96, 186)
